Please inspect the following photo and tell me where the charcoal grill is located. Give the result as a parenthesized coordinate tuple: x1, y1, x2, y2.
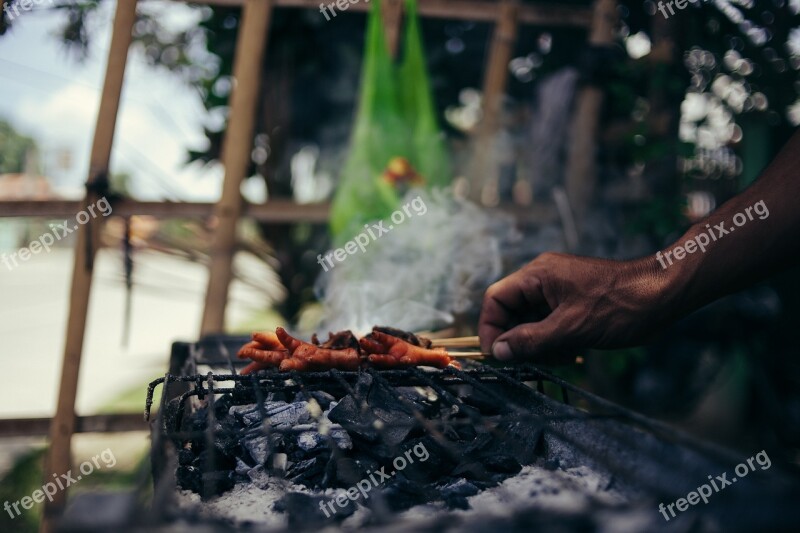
(58, 335, 800, 532)
(126, 335, 800, 532)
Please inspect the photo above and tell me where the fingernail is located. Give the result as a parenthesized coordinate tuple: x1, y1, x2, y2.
(493, 341, 513, 361)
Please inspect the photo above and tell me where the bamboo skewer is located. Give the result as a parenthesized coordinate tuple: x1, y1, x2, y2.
(429, 336, 480, 348)
(446, 351, 489, 359)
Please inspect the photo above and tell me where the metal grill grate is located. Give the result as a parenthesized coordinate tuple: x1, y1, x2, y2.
(139, 339, 800, 531)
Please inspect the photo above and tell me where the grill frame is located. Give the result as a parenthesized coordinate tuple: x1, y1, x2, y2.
(141, 336, 800, 531)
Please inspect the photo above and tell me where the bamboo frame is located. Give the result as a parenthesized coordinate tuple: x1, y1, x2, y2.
(381, 0, 405, 58)
(201, 0, 274, 335)
(564, 0, 617, 228)
(177, 0, 593, 27)
(0, 414, 146, 438)
(0, 199, 556, 223)
(39, 2, 139, 530)
(468, 0, 520, 203)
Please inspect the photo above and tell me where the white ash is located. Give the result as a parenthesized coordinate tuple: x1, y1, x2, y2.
(351, 464, 633, 531)
(174, 481, 308, 530)
(174, 462, 644, 530)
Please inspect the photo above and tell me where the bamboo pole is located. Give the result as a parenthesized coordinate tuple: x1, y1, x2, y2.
(381, 0, 405, 59)
(563, 0, 617, 229)
(175, 0, 593, 27)
(39, 2, 139, 531)
(468, 0, 519, 203)
(200, 0, 274, 335)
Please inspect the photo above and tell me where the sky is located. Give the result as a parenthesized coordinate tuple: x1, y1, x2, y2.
(0, 0, 224, 201)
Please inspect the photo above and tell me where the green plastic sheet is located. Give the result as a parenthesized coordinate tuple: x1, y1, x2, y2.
(330, 0, 451, 241)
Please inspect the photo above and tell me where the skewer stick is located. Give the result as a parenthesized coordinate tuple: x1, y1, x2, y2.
(430, 336, 480, 348)
(446, 351, 489, 359)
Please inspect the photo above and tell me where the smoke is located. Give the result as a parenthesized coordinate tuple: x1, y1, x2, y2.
(314, 189, 521, 335)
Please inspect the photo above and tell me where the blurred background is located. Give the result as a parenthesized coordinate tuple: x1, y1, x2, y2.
(1, 0, 799, 530)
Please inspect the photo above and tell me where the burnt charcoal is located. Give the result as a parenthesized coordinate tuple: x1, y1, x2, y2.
(353, 372, 373, 398)
(377, 478, 434, 512)
(329, 427, 353, 450)
(275, 492, 355, 528)
(470, 478, 502, 491)
(242, 435, 271, 464)
(212, 419, 241, 458)
(445, 495, 470, 509)
(487, 421, 542, 465)
(327, 396, 379, 442)
(439, 478, 480, 498)
(268, 391, 290, 402)
(200, 470, 235, 498)
(193, 449, 236, 473)
(375, 415, 417, 448)
(479, 453, 522, 474)
(452, 461, 491, 481)
(212, 394, 235, 419)
(176, 465, 201, 493)
(233, 400, 311, 427)
(266, 401, 311, 429)
(367, 379, 426, 419)
(327, 379, 418, 447)
(295, 390, 336, 410)
(287, 456, 326, 484)
(296, 430, 325, 452)
(543, 459, 559, 470)
(235, 458, 251, 476)
(270, 453, 288, 476)
(246, 464, 270, 489)
(456, 386, 507, 415)
(463, 431, 494, 455)
(177, 448, 195, 466)
(234, 407, 262, 427)
(394, 436, 455, 483)
(455, 423, 478, 441)
(189, 406, 209, 433)
(336, 455, 380, 485)
(228, 404, 257, 425)
(332, 458, 359, 486)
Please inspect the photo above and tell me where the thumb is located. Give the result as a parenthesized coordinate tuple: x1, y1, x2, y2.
(491, 315, 572, 365)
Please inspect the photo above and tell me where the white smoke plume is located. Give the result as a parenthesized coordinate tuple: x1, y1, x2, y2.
(313, 189, 521, 335)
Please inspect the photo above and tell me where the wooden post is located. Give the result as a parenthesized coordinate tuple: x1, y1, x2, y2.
(380, 0, 405, 59)
(468, 0, 519, 203)
(39, 2, 138, 531)
(564, 0, 616, 228)
(200, 0, 274, 335)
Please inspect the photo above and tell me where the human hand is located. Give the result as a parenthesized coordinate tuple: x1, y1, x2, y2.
(478, 252, 673, 364)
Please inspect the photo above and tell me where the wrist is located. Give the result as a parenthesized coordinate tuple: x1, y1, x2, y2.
(627, 249, 693, 327)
